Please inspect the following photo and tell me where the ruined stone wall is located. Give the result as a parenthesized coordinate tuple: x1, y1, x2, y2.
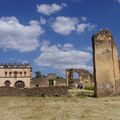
(92, 29, 120, 97)
(31, 78, 66, 88)
(0, 86, 68, 97)
(55, 79, 66, 86)
(66, 69, 91, 87)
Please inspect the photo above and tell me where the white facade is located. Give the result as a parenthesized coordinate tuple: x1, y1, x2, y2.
(0, 63, 32, 88)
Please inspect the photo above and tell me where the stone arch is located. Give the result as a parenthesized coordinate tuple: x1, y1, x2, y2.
(66, 68, 91, 87)
(4, 80, 11, 87)
(15, 81, 25, 88)
(73, 72, 80, 80)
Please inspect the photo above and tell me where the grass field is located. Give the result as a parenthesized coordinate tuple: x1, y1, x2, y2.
(0, 89, 120, 120)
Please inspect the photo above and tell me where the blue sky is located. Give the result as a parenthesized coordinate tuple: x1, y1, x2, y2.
(0, 0, 120, 77)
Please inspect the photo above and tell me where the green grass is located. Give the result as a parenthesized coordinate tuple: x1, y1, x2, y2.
(84, 84, 94, 90)
(0, 89, 120, 120)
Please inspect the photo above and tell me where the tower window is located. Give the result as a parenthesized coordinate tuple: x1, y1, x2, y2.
(9, 72, 12, 77)
(20, 72, 22, 77)
(5, 72, 7, 77)
(14, 71, 17, 77)
(24, 71, 26, 77)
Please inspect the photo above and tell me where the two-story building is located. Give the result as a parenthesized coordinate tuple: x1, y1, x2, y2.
(0, 63, 32, 88)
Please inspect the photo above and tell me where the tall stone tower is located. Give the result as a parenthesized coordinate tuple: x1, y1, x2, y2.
(92, 29, 120, 97)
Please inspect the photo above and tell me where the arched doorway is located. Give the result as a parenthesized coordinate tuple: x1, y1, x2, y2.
(68, 72, 79, 87)
(66, 69, 91, 87)
(4, 80, 11, 87)
(15, 81, 25, 88)
(72, 72, 83, 88)
(48, 79, 56, 87)
(73, 72, 80, 80)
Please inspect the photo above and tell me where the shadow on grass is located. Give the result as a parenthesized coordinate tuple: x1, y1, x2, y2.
(68, 89, 94, 98)
(76, 91, 94, 97)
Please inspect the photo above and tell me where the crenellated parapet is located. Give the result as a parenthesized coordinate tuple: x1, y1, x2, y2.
(0, 63, 31, 68)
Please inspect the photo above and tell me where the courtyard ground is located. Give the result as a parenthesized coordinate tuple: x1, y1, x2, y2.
(0, 89, 120, 120)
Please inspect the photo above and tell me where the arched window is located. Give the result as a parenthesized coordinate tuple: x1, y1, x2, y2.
(9, 72, 12, 77)
(4, 80, 11, 87)
(15, 81, 25, 88)
(24, 71, 26, 77)
(73, 72, 80, 80)
(5, 72, 7, 77)
(20, 72, 22, 77)
(14, 71, 17, 77)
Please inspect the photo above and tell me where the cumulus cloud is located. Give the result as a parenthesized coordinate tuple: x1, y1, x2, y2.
(40, 17, 46, 25)
(35, 42, 92, 71)
(85, 46, 92, 52)
(37, 3, 67, 16)
(0, 16, 44, 52)
(81, 16, 87, 21)
(51, 16, 95, 35)
(51, 16, 79, 35)
(77, 23, 95, 33)
(9, 58, 29, 64)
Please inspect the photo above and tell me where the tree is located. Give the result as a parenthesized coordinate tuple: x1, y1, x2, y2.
(57, 76, 64, 80)
(35, 71, 42, 78)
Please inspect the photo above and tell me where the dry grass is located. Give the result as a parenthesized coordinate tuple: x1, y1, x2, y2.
(0, 89, 120, 120)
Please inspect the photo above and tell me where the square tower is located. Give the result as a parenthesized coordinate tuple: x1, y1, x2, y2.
(92, 29, 120, 97)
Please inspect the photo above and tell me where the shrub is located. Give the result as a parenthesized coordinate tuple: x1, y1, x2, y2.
(84, 84, 94, 90)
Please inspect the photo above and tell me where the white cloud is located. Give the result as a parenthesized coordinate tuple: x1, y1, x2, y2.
(40, 17, 46, 25)
(62, 43, 74, 51)
(0, 16, 44, 52)
(35, 42, 92, 71)
(29, 20, 40, 25)
(116, 0, 120, 3)
(81, 16, 87, 21)
(51, 16, 79, 35)
(51, 16, 95, 35)
(9, 58, 29, 64)
(85, 46, 92, 52)
(37, 3, 67, 16)
(77, 23, 95, 33)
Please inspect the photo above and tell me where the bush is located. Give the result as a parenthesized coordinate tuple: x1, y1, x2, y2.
(84, 84, 94, 90)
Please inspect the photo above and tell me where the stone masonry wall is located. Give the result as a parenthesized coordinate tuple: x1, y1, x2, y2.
(92, 29, 120, 97)
(0, 86, 68, 97)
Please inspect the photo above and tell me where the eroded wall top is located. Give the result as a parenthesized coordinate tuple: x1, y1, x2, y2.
(92, 29, 113, 41)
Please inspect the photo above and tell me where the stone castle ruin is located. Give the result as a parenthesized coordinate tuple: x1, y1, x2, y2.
(92, 29, 120, 97)
(1, 29, 120, 97)
(66, 29, 120, 97)
(66, 68, 91, 87)
(0, 63, 67, 97)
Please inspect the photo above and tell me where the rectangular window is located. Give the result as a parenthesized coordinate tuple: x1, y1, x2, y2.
(49, 80, 54, 87)
(9, 72, 12, 77)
